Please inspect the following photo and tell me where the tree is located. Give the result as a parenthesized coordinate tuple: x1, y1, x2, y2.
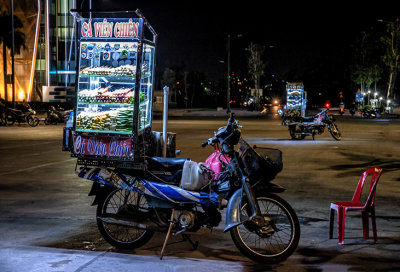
(352, 64, 382, 93)
(351, 30, 383, 96)
(0, 11, 25, 102)
(246, 42, 265, 106)
(380, 18, 400, 100)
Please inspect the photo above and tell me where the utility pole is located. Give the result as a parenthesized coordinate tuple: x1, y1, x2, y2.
(227, 34, 231, 113)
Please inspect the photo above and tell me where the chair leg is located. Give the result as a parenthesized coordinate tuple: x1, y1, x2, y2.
(338, 206, 346, 245)
(362, 211, 369, 239)
(371, 208, 378, 243)
(329, 208, 335, 239)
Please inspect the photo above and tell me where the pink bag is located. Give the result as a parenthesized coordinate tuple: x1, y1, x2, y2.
(204, 145, 230, 180)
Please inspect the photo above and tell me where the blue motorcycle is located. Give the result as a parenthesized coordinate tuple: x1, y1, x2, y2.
(77, 114, 300, 263)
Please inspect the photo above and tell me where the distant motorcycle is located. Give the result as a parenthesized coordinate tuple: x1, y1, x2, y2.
(45, 106, 70, 125)
(339, 102, 345, 116)
(287, 109, 341, 140)
(5, 104, 39, 127)
(361, 108, 378, 119)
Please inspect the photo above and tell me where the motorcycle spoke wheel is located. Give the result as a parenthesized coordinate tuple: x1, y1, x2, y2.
(289, 125, 305, 140)
(28, 116, 40, 127)
(97, 189, 153, 249)
(230, 194, 300, 263)
(328, 123, 341, 141)
(5, 113, 15, 126)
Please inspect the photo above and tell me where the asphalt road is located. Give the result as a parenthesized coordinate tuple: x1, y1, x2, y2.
(0, 116, 399, 271)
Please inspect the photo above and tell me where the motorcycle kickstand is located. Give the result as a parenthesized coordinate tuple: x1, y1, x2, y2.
(172, 228, 199, 250)
(160, 208, 175, 260)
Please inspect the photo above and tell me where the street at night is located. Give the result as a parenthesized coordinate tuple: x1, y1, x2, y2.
(1, 0, 400, 271)
(0, 113, 399, 271)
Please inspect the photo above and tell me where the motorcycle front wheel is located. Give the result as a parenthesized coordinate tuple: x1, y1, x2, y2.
(230, 193, 300, 263)
(27, 115, 40, 127)
(328, 123, 341, 141)
(96, 188, 154, 249)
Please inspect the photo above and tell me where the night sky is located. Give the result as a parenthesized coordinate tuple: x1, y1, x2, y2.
(90, 0, 398, 103)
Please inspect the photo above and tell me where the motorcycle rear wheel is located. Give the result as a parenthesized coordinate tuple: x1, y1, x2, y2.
(230, 193, 300, 263)
(96, 188, 154, 249)
(289, 125, 305, 140)
(328, 123, 341, 141)
(5, 113, 15, 126)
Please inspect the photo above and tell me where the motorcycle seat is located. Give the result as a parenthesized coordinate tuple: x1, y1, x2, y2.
(145, 157, 188, 184)
(302, 116, 314, 122)
(147, 156, 188, 171)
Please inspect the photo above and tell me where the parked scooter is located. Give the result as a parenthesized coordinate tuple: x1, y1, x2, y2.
(77, 114, 300, 263)
(361, 108, 378, 119)
(287, 108, 341, 140)
(45, 106, 70, 125)
(339, 102, 345, 116)
(5, 104, 39, 127)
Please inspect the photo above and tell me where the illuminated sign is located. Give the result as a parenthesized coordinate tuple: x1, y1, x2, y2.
(73, 135, 132, 157)
(80, 18, 143, 40)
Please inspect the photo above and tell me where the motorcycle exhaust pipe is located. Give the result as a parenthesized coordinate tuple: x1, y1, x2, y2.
(97, 216, 168, 232)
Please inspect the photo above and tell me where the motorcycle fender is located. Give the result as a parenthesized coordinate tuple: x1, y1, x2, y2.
(253, 182, 286, 193)
(223, 189, 243, 232)
(88, 181, 113, 206)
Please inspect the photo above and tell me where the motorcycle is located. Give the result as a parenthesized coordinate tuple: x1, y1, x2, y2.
(339, 102, 345, 116)
(77, 114, 300, 263)
(287, 109, 341, 140)
(361, 108, 378, 119)
(45, 106, 70, 125)
(5, 104, 39, 127)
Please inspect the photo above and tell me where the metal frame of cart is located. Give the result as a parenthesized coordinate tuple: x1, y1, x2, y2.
(64, 9, 172, 168)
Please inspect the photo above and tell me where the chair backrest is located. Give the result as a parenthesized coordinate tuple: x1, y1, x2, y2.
(351, 167, 382, 208)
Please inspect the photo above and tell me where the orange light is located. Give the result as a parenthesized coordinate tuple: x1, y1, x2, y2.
(325, 103, 331, 108)
(18, 90, 25, 100)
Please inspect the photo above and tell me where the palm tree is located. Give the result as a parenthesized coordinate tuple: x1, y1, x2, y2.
(0, 11, 26, 103)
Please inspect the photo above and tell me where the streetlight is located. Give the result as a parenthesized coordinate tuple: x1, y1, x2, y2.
(367, 90, 371, 105)
(227, 34, 242, 113)
(362, 92, 366, 106)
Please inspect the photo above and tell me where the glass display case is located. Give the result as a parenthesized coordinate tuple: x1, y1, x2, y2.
(66, 10, 158, 161)
(286, 82, 307, 117)
(76, 41, 154, 134)
(74, 16, 155, 134)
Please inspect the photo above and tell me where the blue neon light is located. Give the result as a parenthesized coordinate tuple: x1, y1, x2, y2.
(49, 70, 76, 75)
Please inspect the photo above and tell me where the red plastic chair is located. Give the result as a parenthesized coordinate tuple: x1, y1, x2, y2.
(329, 167, 383, 245)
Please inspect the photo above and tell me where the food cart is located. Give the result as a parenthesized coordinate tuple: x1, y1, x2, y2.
(285, 82, 307, 117)
(63, 9, 175, 169)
